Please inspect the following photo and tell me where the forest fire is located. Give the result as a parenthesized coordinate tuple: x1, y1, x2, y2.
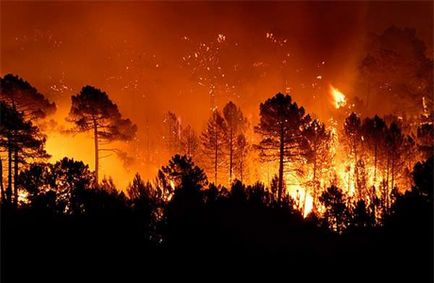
(1, 1, 433, 281)
(330, 84, 347, 109)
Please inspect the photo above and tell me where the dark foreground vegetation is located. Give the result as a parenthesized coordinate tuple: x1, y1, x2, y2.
(2, 156, 432, 282)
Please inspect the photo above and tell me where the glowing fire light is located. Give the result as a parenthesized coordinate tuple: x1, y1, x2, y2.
(329, 84, 346, 109)
(169, 179, 175, 190)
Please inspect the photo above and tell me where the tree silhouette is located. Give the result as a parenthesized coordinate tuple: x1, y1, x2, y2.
(223, 101, 247, 183)
(0, 75, 54, 205)
(180, 125, 199, 159)
(0, 74, 56, 119)
(235, 133, 249, 182)
(158, 154, 207, 191)
(416, 120, 434, 159)
(319, 185, 349, 233)
(343, 112, 363, 198)
(383, 122, 416, 200)
(162, 111, 182, 155)
(18, 157, 94, 214)
(160, 155, 207, 248)
(67, 85, 137, 185)
(0, 157, 4, 201)
(127, 173, 161, 239)
(0, 103, 49, 206)
(362, 115, 387, 185)
(349, 200, 375, 229)
(201, 110, 227, 184)
(255, 93, 310, 203)
(302, 119, 332, 212)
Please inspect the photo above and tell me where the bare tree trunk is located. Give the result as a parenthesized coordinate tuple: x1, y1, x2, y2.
(240, 158, 244, 183)
(354, 140, 359, 197)
(13, 148, 18, 207)
(278, 124, 284, 204)
(0, 157, 4, 201)
(93, 118, 99, 187)
(391, 158, 395, 193)
(311, 153, 318, 213)
(7, 135, 12, 204)
(229, 128, 233, 183)
(214, 129, 218, 184)
(385, 153, 390, 213)
(373, 143, 378, 184)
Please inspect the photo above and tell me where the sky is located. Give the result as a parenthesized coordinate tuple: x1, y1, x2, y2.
(1, 1, 433, 188)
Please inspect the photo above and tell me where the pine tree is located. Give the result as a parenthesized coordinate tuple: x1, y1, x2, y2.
(201, 110, 227, 184)
(162, 112, 182, 155)
(362, 115, 387, 185)
(234, 133, 249, 183)
(302, 119, 332, 212)
(343, 112, 363, 197)
(255, 93, 310, 204)
(180, 125, 199, 159)
(0, 103, 49, 205)
(0, 74, 56, 119)
(67, 85, 137, 185)
(0, 74, 55, 204)
(223, 101, 247, 183)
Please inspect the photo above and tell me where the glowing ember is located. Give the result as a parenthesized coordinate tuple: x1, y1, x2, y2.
(329, 85, 346, 109)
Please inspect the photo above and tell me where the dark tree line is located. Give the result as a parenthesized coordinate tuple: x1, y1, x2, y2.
(3, 153, 432, 281)
(1, 73, 433, 281)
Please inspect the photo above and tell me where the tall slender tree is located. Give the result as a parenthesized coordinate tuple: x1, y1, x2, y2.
(180, 125, 199, 159)
(255, 93, 310, 204)
(223, 101, 247, 183)
(162, 112, 182, 155)
(67, 85, 137, 185)
(201, 110, 227, 184)
(343, 113, 363, 197)
(235, 133, 249, 182)
(1, 74, 55, 203)
(303, 119, 332, 212)
(362, 115, 387, 186)
(0, 103, 48, 205)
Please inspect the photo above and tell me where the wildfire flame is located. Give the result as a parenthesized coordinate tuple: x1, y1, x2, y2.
(329, 84, 346, 109)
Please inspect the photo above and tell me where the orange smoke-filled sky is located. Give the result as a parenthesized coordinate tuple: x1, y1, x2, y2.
(1, 1, 432, 188)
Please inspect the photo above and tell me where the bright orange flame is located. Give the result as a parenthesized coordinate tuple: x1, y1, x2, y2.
(329, 84, 346, 109)
(169, 179, 175, 190)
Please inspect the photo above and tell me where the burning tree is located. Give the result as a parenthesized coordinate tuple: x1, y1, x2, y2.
(67, 86, 137, 185)
(302, 119, 332, 212)
(201, 110, 227, 184)
(222, 101, 248, 183)
(162, 112, 182, 155)
(0, 103, 49, 206)
(342, 113, 363, 198)
(234, 133, 249, 183)
(255, 93, 311, 204)
(180, 125, 199, 159)
(158, 154, 207, 191)
(362, 115, 387, 186)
